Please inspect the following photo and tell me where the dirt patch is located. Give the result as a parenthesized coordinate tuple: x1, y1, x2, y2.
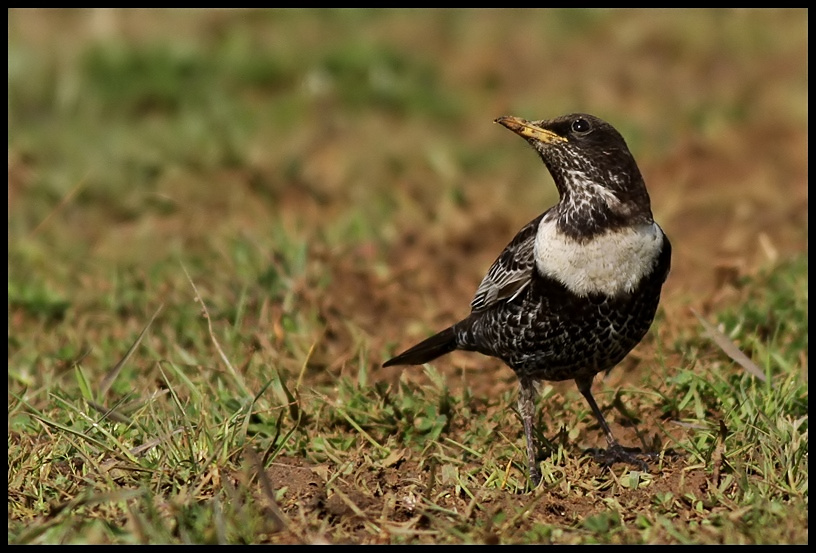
(261, 449, 709, 544)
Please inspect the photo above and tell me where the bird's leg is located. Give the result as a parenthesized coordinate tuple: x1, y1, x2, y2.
(518, 378, 541, 487)
(575, 376, 652, 471)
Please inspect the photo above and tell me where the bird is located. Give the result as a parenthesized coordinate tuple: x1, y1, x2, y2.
(382, 113, 671, 487)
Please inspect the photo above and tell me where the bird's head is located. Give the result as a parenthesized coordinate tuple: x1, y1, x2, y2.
(495, 113, 653, 237)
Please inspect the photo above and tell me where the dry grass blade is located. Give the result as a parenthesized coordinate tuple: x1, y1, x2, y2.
(691, 308, 768, 383)
(29, 172, 89, 237)
(98, 303, 164, 400)
(711, 420, 728, 487)
(86, 399, 132, 424)
(129, 427, 185, 456)
(245, 447, 293, 538)
(182, 263, 252, 397)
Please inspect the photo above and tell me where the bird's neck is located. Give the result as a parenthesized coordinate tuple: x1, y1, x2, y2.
(549, 167, 653, 242)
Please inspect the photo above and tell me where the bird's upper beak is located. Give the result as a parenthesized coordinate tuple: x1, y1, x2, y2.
(495, 116, 567, 144)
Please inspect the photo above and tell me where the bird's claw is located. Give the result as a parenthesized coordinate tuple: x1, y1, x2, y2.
(529, 467, 542, 489)
(591, 443, 656, 472)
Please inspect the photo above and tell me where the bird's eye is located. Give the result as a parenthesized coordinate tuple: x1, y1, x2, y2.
(571, 118, 591, 134)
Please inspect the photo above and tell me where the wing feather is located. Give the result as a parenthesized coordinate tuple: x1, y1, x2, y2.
(469, 213, 545, 312)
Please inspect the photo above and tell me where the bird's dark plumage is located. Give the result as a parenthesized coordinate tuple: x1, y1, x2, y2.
(383, 113, 671, 487)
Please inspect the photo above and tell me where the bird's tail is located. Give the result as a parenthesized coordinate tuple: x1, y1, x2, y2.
(382, 327, 458, 367)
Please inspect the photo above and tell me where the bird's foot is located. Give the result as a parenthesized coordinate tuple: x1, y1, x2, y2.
(589, 443, 657, 472)
(528, 466, 542, 489)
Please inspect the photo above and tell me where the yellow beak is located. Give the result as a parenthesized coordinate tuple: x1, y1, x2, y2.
(495, 116, 567, 144)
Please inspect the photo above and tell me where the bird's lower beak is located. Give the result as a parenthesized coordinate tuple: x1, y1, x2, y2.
(495, 116, 567, 144)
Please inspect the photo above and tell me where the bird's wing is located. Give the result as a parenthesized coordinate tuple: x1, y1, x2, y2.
(470, 213, 545, 312)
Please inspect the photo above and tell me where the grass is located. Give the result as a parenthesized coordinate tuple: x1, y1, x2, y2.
(8, 8, 808, 544)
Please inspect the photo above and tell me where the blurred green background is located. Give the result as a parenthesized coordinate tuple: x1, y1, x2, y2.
(9, 8, 807, 369)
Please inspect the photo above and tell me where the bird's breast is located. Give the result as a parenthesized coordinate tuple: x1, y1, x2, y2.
(534, 217, 665, 298)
